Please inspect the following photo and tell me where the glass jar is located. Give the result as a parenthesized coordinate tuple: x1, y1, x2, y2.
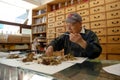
(65, 1, 68, 7)
(52, 5, 56, 11)
(58, 3, 61, 9)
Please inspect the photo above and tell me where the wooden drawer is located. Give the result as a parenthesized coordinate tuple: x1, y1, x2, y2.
(107, 35, 120, 43)
(107, 19, 120, 27)
(98, 36, 107, 43)
(48, 17, 55, 23)
(47, 28, 55, 33)
(47, 34, 55, 39)
(56, 9, 64, 16)
(106, 2, 120, 11)
(108, 54, 120, 60)
(91, 20, 106, 29)
(90, 0, 104, 8)
(8, 35, 22, 43)
(92, 28, 106, 36)
(76, 3, 89, 10)
(90, 5, 105, 14)
(48, 23, 55, 28)
(90, 13, 106, 21)
(82, 16, 90, 23)
(56, 27, 65, 33)
(77, 9, 89, 16)
(107, 27, 120, 35)
(82, 23, 90, 29)
(48, 12, 55, 18)
(56, 15, 65, 21)
(101, 44, 107, 53)
(97, 54, 106, 60)
(55, 21, 64, 27)
(106, 10, 120, 19)
(65, 6, 76, 13)
(66, 14, 69, 19)
(106, 44, 120, 53)
(47, 39, 54, 44)
(105, 0, 119, 3)
(56, 33, 64, 37)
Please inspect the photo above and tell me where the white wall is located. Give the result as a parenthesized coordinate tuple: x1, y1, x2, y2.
(40, 0, 53, 5)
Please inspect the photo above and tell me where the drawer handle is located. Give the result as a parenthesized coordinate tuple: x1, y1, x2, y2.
(111, 13, 118, 16)
(97, 8, 100, 11)
(98, 31, 101, 33)
(112, 21, 119, 24)
(79, 5, 85, 8)
(112, 38, 119, 41)
(58, 17, 62, 19)
(110, 4, 118, 8)
(58, 29, 62, 31)
(112, 29, 119, 33)
(68, 9, 72, 11)
(58, 23, 61, 25)
(94, 8, 100, 12)
(95, 31, 101, 33)
(58, 11, 62, 14)
(93, 1, 99, 4)
(94, 16, 100, 19)
(80, 12, 85, 15)
(95, 23, 101, 26)
(99, 38, 101, 41)
(83, 18, 85, 21)
(83, 5, 85, 7)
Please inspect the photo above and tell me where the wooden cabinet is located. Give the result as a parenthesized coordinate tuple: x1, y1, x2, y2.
(77, 9, 89, 16)
(90, 5, 105, 14)
(65, 5, 76, 13)
(90, 0, 104, 7)
(77, 3, 89, 10)
(32, 0, 120, 60)
(32, 4, 47, 50)
(0, 34, 30, 51)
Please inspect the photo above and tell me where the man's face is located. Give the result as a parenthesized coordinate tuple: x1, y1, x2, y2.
(65, 22, 82, 33)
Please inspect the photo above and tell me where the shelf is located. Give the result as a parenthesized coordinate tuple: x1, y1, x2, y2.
(32, 23, 46, 26)
(32, 32, 46, 34)
(32, 13, 47, 18)
(0, 42, 30, 44)
(32, 4, 47, 50)
(8, 48, 30, 51)
(38, 40, 47, 42)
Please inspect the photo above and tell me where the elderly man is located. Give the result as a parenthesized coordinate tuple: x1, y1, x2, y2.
(45, 12, 102, 59)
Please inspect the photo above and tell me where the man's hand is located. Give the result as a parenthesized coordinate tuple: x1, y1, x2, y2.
(45, 46, 54, 56)
(69, 33, 87, 49)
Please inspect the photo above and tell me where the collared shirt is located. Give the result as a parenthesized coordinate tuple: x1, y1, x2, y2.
(49, 28, 102, 59)
(80, 27, 85, 34)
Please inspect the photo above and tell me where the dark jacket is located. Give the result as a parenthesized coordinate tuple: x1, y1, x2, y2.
(49, 29, 102, 59)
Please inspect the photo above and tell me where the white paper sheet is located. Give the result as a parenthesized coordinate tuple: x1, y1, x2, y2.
(0, 56, 87, 74)
(0, 57, 35, 67)
(0, 52, 9, 58)
(103, 63, 120, 76)
(66, 57, 87, 63)
(20, 62, 75, 75)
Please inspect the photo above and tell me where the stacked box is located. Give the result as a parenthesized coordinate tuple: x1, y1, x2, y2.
(8, 35, 21, 43)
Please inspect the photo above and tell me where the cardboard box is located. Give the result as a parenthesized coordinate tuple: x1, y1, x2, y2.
(8, 35, 21, 43)
(21, 34, 30, 43)
(0, 34, 8, 43)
